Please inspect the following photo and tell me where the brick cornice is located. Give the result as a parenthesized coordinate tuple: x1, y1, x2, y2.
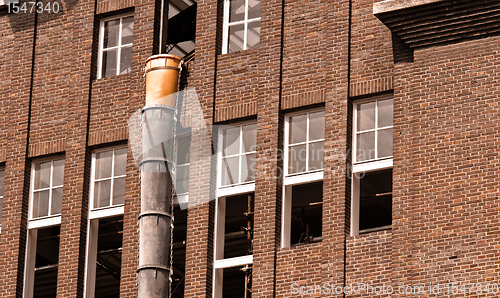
(214, 101, 257, 122)
(281, 89, 325, 110)
(88, 127, 128, 146)
(349, 77, 393, 97)
(97, 0, 134, 14)
(28, 139, 67, 158)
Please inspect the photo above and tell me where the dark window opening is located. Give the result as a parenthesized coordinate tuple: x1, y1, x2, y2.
(359, 169, 392, 232)
(172, 206, 187, 298)
(224, 193, 254, 259)
(163, 0, 196, 59)
(222, 265, 252, 298)
(34, 226, 60, 298)
(95, 216, 123, 298)
(290, 181, 323, 245)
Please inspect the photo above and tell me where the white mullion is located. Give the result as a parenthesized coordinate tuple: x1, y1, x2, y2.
(217, 128, 223, 189)
(353, 103, 358, 164)
(93, 177, 113, 183)
(98, 20, 105, 78)
(357, 128, 377, 134)
(238, 125, 243, 184)
(110, 149, 116, 206)
(243, 0, 249, 50)
(48, 161, 53, 216)
(116, 17, 123, 75)
(228, 20, 247, 26)
(222, 0, 230, 54)
(90, 153, 96, 210)
(284, 116, 290, 177)
(102, 45, 121, 51)
(375, 100, 379, 159)
(305, 113, 310, 171)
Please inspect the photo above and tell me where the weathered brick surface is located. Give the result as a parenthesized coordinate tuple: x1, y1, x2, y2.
(350, 0, 393, 97)
(391, 36, 500, 296)
(2, 0, 500, 297)
(0, 8, 36, 298)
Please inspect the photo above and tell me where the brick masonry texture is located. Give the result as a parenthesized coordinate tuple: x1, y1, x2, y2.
(1, 0, 500, 297)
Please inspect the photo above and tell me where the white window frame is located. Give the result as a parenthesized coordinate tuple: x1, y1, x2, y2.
(213, 192, 254, 298)
(282, 109, 324, 248)
(351, 95, 393, 236)
(88, 146, 127, 219)
(222, 0, 261, 54)
(283, 108, 325, 181)
(217, 121, 257, 197)
(23, 224, 60, 298)
(28, 157, 65, 229)
(84, 146, 126, 298)
(213, 121, 257, 298)
(174, 131, 191, 206)
(97, 13, 134, 79)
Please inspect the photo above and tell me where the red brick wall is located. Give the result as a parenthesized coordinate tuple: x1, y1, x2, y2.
(350, 0, 393, 97)
(392, 36, 500, 296)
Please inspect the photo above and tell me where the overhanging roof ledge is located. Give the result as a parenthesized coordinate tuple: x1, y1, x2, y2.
(373, 0, 447, 15)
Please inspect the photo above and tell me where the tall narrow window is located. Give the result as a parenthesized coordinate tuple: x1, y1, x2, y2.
(30, 158, 65, 221)
(222, 0, 261, 54)
(351, 94, 393, 236)
(175, 132, 191, 197)
(85, 146, 127, 298)
(214, 121, 257, 297)
(91, 147, 127, 210)
(24, 226, 60, 298)
(0, 167, 4, 230)
(218, 123, 256, 191)
(99, 14, 134, 78)
(282, 109, 324, 248)
(25, 157, 65, 298)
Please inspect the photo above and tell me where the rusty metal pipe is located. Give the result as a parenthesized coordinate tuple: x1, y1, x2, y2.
(138, 54, 182, 298)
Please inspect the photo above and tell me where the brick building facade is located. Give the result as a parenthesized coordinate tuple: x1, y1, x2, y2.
(0, 0, 499, 297)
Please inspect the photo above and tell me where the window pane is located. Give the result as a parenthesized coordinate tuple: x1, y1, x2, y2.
(0, 170, 4, 197)
(34, 162, 51, 190)
(288, 144, 306, 174)
(289, 114, 307, 144)
(247, 20, 260, 50)
(176, 165, 189, 194)
(177, 135, 191, 165)
(359, 169, 392, 231)
(102, 50, 117, 78)
(309, 111, 325, 141)
(121, 16, 134, 44)
(96, 151, 113, 179)
(377, 128, 393, 158)
(228, 24, 244, 53)
(222, 126, 240, 156)
(356, 131, 375, 161)
(104, 19, 119, 48)
(308, 141, 324, 171)
(120, 46, 132, 75)
(378, 98, 393, 128)
(242, 124, 256, 153)
(221, 156, 239, 186)
(33, 190, 50, 218)
(229, 0, 245, 23)
(94, 180, 111, 208)
(112, 177, 125, 205)
(52, 159, 64, 187)
(357, 101, 375, 131)
(114, 148, 127, 177)
(248, 0, 261, 19)
(241, 153, 256, 183)
(51, 187, 63, 215)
